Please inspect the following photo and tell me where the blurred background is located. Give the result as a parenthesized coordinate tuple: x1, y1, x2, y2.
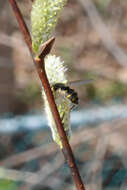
(0, 0, 127, 189)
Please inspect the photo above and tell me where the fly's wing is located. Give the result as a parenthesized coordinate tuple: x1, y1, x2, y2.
(68, 79, 93, 87)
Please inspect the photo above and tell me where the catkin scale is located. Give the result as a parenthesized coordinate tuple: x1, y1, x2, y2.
(31, 0, 67, 54)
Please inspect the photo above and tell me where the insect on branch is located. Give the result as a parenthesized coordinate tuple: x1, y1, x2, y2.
(8, 0, 86, 189)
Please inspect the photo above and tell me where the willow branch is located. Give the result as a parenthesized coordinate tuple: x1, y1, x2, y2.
(8, 0, 86, 189)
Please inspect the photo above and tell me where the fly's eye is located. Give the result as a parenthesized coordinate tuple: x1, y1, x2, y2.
(53, 83, 64, 91)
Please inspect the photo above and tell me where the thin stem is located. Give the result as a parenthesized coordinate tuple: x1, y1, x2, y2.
(8, 0, 86, 189)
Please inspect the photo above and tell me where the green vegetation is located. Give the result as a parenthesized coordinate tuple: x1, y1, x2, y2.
(0, 180, 18, 190)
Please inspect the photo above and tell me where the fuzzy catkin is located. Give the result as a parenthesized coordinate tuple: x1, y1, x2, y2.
(42, 55, 72, 148)
(31, 0, 67, 54)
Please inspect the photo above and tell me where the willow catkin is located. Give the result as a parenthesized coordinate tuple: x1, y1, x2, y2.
(31, 0, 67, 54)
(43, 55, 72, 148)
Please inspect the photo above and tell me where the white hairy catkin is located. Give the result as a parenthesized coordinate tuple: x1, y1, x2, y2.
(42, 55, 72, 148)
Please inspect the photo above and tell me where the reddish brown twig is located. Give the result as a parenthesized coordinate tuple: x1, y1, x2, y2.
(8, 0, 86, 189)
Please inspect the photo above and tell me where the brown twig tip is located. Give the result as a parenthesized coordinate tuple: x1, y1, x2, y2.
(38, 37, 55, 59)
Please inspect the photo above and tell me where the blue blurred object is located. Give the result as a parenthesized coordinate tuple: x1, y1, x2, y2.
(0, 103, 127, 133)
